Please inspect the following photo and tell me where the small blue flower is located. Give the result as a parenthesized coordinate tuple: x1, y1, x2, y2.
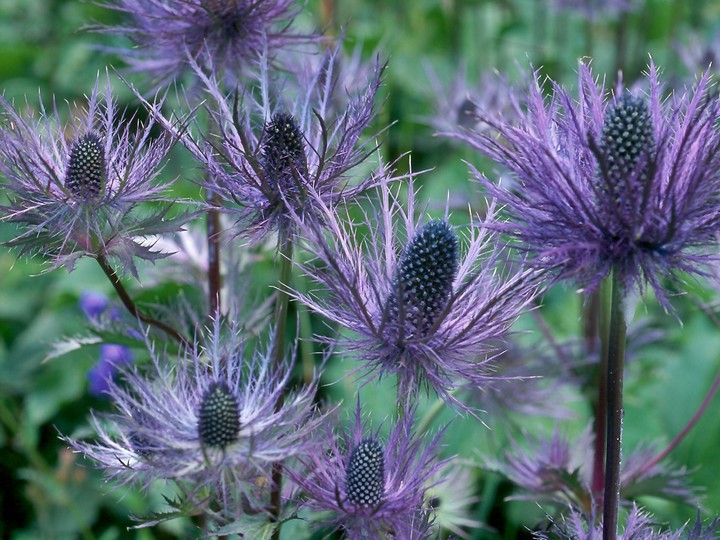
(87, 344, 134, 397)
(79, 290, 110, 319)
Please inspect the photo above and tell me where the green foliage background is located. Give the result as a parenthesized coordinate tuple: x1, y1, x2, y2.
(1, 0, 720, 538)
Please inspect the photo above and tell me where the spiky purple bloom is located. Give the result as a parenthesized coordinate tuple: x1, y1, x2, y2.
(161, 41, 385, 244)
(95, 0, 312, 89)
(451, 63, 720, 306)
(290, 401, 445, 539)
(0, 74, 189, 275)
(67, 320, 326, 503)
(485, 429, 700, 511)
(534, 505, 720, 540)
(79, 290, 110, 319)
(291, 178, 540, 408)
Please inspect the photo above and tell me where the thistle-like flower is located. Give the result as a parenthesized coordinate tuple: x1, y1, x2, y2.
(67, 320, 326, 510)
(95, 0, 312, 89)
(290, 401, 444, 539)
(451, 63, 720, 306)
(162, 41, 385, 244)
(0, 74, 189, 275)
(534, 505, 720, 539)
(291, 177, 540, 407)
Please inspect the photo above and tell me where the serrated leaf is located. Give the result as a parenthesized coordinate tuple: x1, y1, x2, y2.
(43, 335, 102, 363)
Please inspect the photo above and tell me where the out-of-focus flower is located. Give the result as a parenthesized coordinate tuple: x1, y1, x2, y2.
(484, 428, 701, 512)
(534, 505, 720, 539)
(422, 63, 516, 135)
(148, 40, 385, 245)
(483, 428, 594, 509)
(87, 344, 134, 397)
(95, 0, 314, 90)
(290, 401, 445, 539)
(79, 290, 110, 319)
(677, 30, 720, 77)
(425, 463, 481, 538)
(548, 0, 639, 20)
(0, 74, 190, 276)
(291, 177, 540, 408)
(67, 319, 327, 512)
(451, 62, 720, 307)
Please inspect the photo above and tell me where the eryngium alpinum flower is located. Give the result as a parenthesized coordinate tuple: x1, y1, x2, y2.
(95, 0, 311, 89)
(451, 63, 720, 306)
(0, 75, 188, 275)
(289, 402, 444, 539)
(167, 41, 385, 244)
(67, 320, 326, 507)
(534, 505, 720, 540)
(292, 177, 540, 407)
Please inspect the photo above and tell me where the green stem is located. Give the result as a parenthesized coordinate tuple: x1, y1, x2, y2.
(591, 285, 608, 507)
(270, 234, 294, 540)
(95, 255, 192, 351)
(602, 270, 626, 540)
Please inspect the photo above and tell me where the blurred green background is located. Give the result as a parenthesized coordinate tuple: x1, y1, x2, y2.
(2, 0, 720, 538)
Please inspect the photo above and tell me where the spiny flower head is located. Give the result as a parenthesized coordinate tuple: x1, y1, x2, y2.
(65, 133, 105, 201)
(450, 62, 720, 306)
(345, 439, 385, 508)
(153, 40, 386, 244)
(291, 175, 540, 409)
(290, 401, 445, 538)
(387, 219, 459, 339)
(0, 73, 190, 275)
(66, 319, 327, 504)
(534, 505, 720, 540)
(95, 0, 313, 90)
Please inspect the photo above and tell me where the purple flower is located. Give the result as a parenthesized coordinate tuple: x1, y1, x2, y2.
(95, 0, 313, 90)
(87, 344, 134, 397)
(451, 63, 720, 306)
(290, 401, 444, 538)
(291, 177, 540, 408)
(164, 41, 385, 244)
(79, 290, 110, 319)
(0, 74, 190, 276)
(534, 505, 720, 539)
(67, 320, 327, 506)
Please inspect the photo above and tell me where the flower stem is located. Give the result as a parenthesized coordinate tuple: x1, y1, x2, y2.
(602, 270, 626, 540)
(95, 255, 192, 351)
(207, 195, 222, 318)
(591, 286, 608, 504)
(631, 366, 720, 479)
(270, 234, 294, 540)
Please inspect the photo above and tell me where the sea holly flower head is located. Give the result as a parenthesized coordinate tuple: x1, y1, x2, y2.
(451, 62, 720, 306)
(156, 40, 385, 244)
(534, 505, 720, 540)
(290, 401, 444, 539)
(95, 0, 313, 90)
(292, 175, 540, 408)
(67, 319, 327, 507)
(0, 74, 190, 276)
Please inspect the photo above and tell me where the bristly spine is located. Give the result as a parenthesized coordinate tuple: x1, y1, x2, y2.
(197, 381, 240, 449)
(387, 219, 459, 338)
(65, 133, 105, 201)
(345, 439, 385, 508)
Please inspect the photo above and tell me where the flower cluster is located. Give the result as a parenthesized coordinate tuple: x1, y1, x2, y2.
(0, 74, 190, 275)
(95, 0, 312, 89)
(291, 401, 444, 538)
(292, 177, 540, 408)
(451, 63, 720, 305)
(68, 320, 327, 513)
